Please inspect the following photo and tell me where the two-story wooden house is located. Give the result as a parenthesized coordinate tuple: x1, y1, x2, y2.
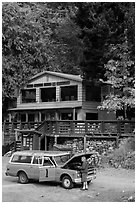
(9, 71, 115, 123)
(3, 71, 135, 152)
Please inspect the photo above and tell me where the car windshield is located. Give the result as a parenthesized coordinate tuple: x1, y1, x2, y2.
(54, 155, 70, 165)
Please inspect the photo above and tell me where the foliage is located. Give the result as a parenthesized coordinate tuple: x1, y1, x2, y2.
(74, 2, 135, 112)
(74, 2, 135, 81)
(98, 41, 135, 112)
(2, 2, 135, 114)
(109, 137, 135, 169)
(2, 2, 82, 105)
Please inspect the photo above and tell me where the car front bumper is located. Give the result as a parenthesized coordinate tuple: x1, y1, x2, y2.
(74, 174, 96, 183)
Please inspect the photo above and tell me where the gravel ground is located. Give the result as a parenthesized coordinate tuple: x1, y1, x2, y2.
(2, 156, 135, 202)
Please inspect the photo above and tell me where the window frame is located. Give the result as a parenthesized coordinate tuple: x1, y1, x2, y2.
(43, 156, 55, 167)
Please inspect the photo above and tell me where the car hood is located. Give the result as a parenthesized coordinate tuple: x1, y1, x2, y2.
(61, 152, 97, 168)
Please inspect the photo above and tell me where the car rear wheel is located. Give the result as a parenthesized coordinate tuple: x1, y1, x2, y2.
(62, 176, 73, 189)
(18, 171, 28, 184)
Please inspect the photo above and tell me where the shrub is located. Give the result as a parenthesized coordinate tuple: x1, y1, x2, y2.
(108, 137, 135, 169)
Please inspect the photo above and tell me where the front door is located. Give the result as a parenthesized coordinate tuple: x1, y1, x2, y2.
(39, 157, 56, 182)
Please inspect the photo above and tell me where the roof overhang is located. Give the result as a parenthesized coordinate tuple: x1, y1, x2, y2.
(14, 129, 42, 135)
(9, 106, 82, 111)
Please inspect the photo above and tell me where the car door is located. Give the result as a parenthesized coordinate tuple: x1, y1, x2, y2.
(39, 157, 56, 182)
(28, 155, 43, 180)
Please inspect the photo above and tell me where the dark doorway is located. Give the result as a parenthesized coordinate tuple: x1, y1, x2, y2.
(40, 137, 45, 150)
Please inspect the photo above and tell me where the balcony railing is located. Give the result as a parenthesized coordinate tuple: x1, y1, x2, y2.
(44, 120, 135, 138)
(2, 120, 135, 145)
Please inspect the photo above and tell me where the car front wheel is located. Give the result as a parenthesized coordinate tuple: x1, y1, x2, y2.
(62, 175, 73, 189)
(18, 171, 28, 184)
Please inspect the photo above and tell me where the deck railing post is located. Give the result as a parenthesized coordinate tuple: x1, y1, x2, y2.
(55, 121, 59, 135)
(84, 135, 86, 153)
(101, 121, 105, 133)
(70, 121, 74, 134)
(3, 122, 6, 132)
(85, 121, 88, 134)
(117, 121, 121, 137)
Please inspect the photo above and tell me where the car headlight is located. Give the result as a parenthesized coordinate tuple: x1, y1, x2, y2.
(77, 171, 81, 178)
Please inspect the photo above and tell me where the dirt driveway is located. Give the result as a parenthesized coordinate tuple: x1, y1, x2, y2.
(2, 156, 135, 202)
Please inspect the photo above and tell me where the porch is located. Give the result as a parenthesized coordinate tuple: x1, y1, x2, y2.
(2, 120, 135, 153)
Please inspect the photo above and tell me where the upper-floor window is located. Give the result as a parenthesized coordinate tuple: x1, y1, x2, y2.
(86, 85, 101, 102)
(41, 87, 56, 102)
(61, 85, 77, 101)
(22, 89, 36, 103)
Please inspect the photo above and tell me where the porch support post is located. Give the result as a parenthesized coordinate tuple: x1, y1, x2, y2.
(45, 135, 47, 150)
(38, 135, 41, 150)
(15, 130, 18, 141)
(39, 112, 41, 122)
(26, 113, 28, 122)
(21, 133, 23, 150)
(73, 108, 76, 120)
(55, 110, 59, 120)
(9, 113, 12, 122)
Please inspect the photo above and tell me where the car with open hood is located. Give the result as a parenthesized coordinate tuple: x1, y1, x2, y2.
(5, 150, 98, 189)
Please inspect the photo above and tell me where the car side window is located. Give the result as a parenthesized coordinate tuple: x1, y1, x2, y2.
(11, 155, 20, 162)
(11, 155, 32, 163)
(33, 156, 43, 165)
(43, 157, 54, 167)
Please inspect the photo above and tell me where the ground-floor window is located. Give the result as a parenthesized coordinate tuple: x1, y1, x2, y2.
(21, 114, 26, 122)
(41, 113, 46, 121)
(61, 113, 73, 120)
(28, 113, 35, 122)
(61, 112, 77, 120)
(86, 113, 98, 120)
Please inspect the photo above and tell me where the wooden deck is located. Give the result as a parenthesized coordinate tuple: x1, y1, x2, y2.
(2, 120, 135, 153)
(3, 120, 135, 143)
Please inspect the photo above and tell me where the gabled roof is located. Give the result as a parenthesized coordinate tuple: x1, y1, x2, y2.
(29, 71, 82, 83)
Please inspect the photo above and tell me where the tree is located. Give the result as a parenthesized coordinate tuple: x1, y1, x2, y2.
(73, 2, 134, 117)
(98, 45, 135, 117)
(2, 2, 135, 117)
(2, 2, 82, 112)
(98, 38, 135, 118)
(73, 2, 135, 83)
(97, 3, 135, 117)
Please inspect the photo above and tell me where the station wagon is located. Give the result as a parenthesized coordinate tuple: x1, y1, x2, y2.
(5, 151, 97, 189)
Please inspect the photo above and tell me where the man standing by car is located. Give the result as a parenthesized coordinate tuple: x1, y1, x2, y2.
(80, 156, 89, 190)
